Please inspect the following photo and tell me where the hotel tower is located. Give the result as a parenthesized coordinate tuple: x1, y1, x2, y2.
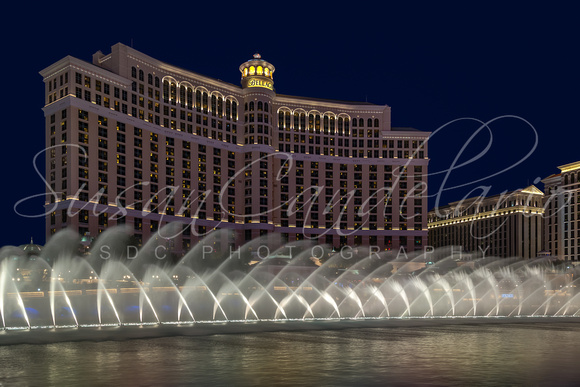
(40, 43, 430, 255)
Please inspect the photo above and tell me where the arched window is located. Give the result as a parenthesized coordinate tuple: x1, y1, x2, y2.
(374, 118, 379, 127)
(148, 74, 153, 85)
(279, 112, 284, 127)
(202, 92, 208, 113)
(249, 66, 255, 75)
(367, 118, 373, 127)
(211, 95, 217, 116)
(249, 101, 254, 111)
(285, 112, 291, 129)
(257, 101, 263, 111)
(344, 118, 350, 135)
(226, 100, 231, 119)
(308, 114, 314, 131)
(131, 66, 137, 78)
(232, 101, 237, 120)
(139, 69, 144, 81)
(359, 118, 364, 127)
(338, 117, 343, 131)
(257, 66, 263, 75)
(180, 86, 186, 107)
(352, 118, 357, 127)
(294, 113, 299, 130)
(155, 77, 160, 88)
(217, 98, 223, 117)
(187, 88, 193, 108)
(163, 80, 169, 102)
(196, 90, 202, 111)
(264, 102, 269, 113)
(170, 82, 177, 104)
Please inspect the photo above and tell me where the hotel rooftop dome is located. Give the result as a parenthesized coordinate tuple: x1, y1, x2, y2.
(239, 53, 275, 91)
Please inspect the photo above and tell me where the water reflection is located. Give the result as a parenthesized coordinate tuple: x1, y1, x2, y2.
(1, 324, 580, 386)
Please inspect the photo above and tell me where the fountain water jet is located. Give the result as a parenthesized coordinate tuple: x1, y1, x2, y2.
(1, 227, 580, 336)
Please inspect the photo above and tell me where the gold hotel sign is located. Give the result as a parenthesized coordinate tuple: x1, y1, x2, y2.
(247, 77, 273, 90)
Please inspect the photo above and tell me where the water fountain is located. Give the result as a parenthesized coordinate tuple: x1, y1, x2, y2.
(1, 225, 579, 343)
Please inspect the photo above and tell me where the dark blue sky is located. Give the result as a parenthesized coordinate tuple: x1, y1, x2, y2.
(1, 3, 578, 247)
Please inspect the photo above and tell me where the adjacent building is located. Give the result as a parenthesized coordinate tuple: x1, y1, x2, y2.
(428, 186, 544, 259)
(542, 161, 580, 261)
(40, 43, 430, 255)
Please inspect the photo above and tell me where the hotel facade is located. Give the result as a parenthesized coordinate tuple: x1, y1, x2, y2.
(428, 186, 544, 259)
(542, 161, 580, 261)
(40, 43, 429, 255)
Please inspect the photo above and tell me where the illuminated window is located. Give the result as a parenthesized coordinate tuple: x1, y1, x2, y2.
(170, 82, 177, 103)
(202, 93, 208, 113)
(257, 66, 263, 75)
(249, 66, 255, 75)
(264, 67, 270, 76)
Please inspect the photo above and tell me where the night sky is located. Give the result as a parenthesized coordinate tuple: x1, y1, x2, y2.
(1, 3, 577, 247)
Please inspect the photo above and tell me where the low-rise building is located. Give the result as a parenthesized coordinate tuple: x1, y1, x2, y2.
(542, 161, 580, 261)
(428, 186, 544, 259)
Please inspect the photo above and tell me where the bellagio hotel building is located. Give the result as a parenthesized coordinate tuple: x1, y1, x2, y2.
(40, 43, 430, 255)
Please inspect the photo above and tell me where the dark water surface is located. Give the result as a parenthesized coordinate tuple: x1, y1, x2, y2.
(1, 322, 580, 386)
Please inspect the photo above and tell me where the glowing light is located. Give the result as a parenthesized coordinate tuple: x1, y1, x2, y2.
(559, 161, 580, 173)
(246, 77, 273, 90)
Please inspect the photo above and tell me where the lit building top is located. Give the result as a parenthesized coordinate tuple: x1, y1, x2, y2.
(558, 161, 580, 173)
(428, 185, 545, 228)
(240, 53, 275, 91)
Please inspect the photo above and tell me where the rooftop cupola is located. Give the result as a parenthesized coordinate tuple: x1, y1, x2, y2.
(239, 53, 275, 91)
